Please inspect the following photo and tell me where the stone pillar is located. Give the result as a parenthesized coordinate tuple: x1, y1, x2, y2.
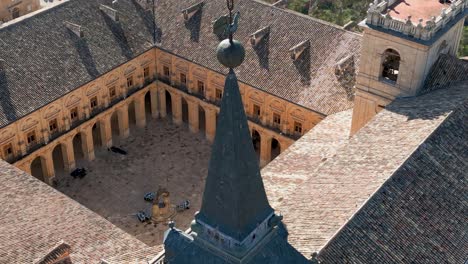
(81, 127, 95, 161)
(118, 104, 130, 139)
(135, 96, 147, 128)
(187, 100, 199, 133)
(150, 88, 159, 118)
(64, 137, 76, 172)
(101, 116, 113, 147)
(259, 134, 272, 167)
(205, 107, 217, 142)
(158, 88, 167, 118)
(43, 151, 56, 185)
(172, 93, 183, 125)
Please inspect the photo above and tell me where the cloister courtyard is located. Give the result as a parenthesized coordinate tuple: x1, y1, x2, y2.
(53, 118, 212, 246)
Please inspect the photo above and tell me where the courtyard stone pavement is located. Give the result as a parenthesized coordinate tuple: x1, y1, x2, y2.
(55, 117, 212, 246)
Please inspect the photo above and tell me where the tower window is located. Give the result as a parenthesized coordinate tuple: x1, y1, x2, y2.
(381, 49, 400, 83)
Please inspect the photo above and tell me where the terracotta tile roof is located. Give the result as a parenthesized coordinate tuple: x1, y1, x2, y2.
(318, 93, 468, 263)
(0, 160, 156, 263)
(103, 245, 164, 264)
(0, 0, 361, 127)
(262, 109, 353, 209)
(264, 82, 468, 257)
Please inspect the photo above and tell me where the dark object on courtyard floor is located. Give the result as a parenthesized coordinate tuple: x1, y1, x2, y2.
(176, 200, 190, 212)
(136, 210, 151, 222)
(70, 168, 87, 178)
(144, 192, 155, 202)
(109, 146, 127, 155)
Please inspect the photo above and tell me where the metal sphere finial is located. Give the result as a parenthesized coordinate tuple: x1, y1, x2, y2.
(217, 39, 245, 68)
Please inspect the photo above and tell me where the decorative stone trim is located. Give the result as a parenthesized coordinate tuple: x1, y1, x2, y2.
(366, 0, 467, 41)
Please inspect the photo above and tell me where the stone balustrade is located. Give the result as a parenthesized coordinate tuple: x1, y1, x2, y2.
(366, 0, 467, 41)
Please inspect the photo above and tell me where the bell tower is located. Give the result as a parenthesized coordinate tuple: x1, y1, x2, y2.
(351, 0, 467, 135)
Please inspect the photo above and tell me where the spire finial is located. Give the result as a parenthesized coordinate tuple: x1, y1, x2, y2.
(216, 0, 245, 68)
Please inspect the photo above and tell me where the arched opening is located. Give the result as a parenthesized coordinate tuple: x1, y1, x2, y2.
(12, 8, 20, 19)
(181, 97, 189, 123)
(165, 90, 172, 116)
(145, 91, 152, 121)
(52, 144, 67, 180)
(271, 138, 281, 161)
(128, 100, 136, 127)
(72, 133, 85, 160)
(251, 130, 261, 162)
(381, 49, 400, 83)
(111, 111, 120, 140)
(198, 106, 206, 132)
(92, 122, 103, 149)
(30, 156, 46, 182)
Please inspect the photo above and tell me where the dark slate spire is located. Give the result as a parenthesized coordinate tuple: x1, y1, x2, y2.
(196, 66, 274, 241)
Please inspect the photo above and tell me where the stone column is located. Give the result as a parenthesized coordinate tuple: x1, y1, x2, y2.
(64, 137, 76, 172)
(101, 115, 113, 148)
(259, 134, 272, 167)
(187, 99, 199, 133)
(159, 88, 167, 118)
(150, 87, 159, 118)
(43, 150, 56, 185)
(205, 107, 217, 142)
(172, 93, 183, 125)
(135, 96, 147, 128)
(118, 104, 130, 139)
(81, 127, 95, 161)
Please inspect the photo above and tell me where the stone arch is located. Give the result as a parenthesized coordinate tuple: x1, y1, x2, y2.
(251, 129, 261, 162)
(165, 90, 173, 116)
(30, 156, 46, 182)
(43, 104, 61, 120)
(51, 143, 67, 180)
(198, 105, 206, 132)
(271, 138, 281, 161)
(181, 96, 189, 123)
(72, 132, 85, 160)
(85, 84, 101, 97)
(110, 110, 120, 141)
(144, 91, 152, 120)
(381, 48, 401, 83)
(128, 100, 137, 127)
(91, 121, 103, 149)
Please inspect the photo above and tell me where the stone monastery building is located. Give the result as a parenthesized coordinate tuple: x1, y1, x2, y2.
(0, 0, 467, 263)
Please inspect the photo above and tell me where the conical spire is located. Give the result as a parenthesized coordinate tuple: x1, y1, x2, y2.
(196, 67, 273, 241)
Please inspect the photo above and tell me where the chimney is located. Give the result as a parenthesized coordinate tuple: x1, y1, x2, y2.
(181, 2, 204, 21)
(249, 26, 270, 46)
(289, 40, 310, 60)
(64, 21, 83, 37)
(100, 4, 119, 22)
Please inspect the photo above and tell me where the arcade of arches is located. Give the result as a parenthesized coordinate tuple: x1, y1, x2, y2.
(0, 49, 322, 185)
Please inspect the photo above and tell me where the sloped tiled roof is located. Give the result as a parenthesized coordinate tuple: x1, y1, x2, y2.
(421, 54, 468, 95)
(318, 95, 468, 263)
(0, 160, 156, 263)
(0, 0, 361, 127)
(262, 109, 353, 209)
(264, 81, 468, 257)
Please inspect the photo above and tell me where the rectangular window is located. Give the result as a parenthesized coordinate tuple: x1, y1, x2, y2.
(253, 104, 261, 118)
(70, 107, 78, 121)
(144, 67, 150, 80)
(215, 89, 223, 100)
(180, 73, 187, 85)
(49, 119, 58, 133)
(163, 66, 170, 77)
(273, 113, 281, 126)
(294, 121, 303, 134)
(197, 81, 205, 94)
(27, 131, 36, 145)
(4, 144, 13, 157)
(126, 76, 134, 88)
(109, 86, 116, 99)
(90, 96, 98, 109)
